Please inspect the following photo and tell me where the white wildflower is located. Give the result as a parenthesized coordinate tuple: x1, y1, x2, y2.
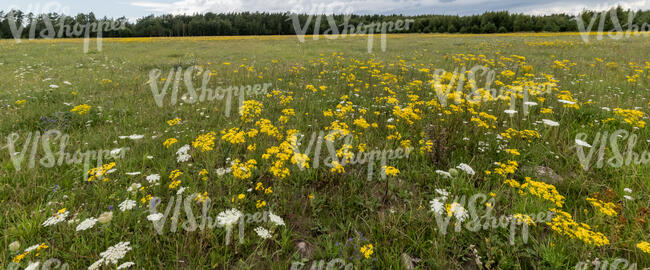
(146, 174, 160, 183)
(216, 208, 243, 228)
(268, 211, 285, 226)
(76, 217, 98, 231)
(254, 227, 272, 239)
(119, 200, 136, 212)
(456, 163, 475, 176)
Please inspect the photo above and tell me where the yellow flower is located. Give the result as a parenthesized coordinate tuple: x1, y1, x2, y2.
(193, 132, 217, 152)
(167, 118, 182, 126)
(360, 244, 374, 259)
(382, 166, 400, 177)
(70, 104, 91, 115)
(163, 138, 178, 148)
(15, 99, 26, 105)
(637, 242, 650, 254)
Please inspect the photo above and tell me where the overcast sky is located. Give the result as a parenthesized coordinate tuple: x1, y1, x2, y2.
(2, 0, 649, 19)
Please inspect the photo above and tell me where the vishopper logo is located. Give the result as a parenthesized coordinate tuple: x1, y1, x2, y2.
(148, 66, 271, 117)
(289, 130, 413, 181)
(430, 191, 554, 245)
(574, 129, 649, 171)
(287, 4, 414, 53)
(575, 8, 650, 43)
(2, 130, 128, 180)
(146, 194, 284, 245)
(575, 258, 642, 270)
(429, 64, 554, 115)
(4, 2, 127, 53)
(7, 258, 70, 270)
(291, 258, 353, 270)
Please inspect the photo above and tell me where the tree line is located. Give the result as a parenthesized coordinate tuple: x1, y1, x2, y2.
(1, 6, 649, 39)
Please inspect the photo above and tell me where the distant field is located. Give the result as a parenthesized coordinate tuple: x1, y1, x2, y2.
(1, 33, 648, 269)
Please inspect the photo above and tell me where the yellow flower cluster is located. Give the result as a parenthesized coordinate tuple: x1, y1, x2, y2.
(87, 162, 116, 182)
(546, 209, 609, 247)
(586, 198, 617, 217)
(13, 243, 48, 263)
(239, 100, 263, 123)
(613, 108, 646, 128)
(221, 128, 246, 144)
(382, 166, 400, 177)
(167, 117, 182, 126)
(70, 104, 92, 115)
(168, 169, 183, 189)
(163, 138, 178, 148)
(500, 128, 540, 142)
(518, 177, 565, 207)
(637, 241, 650, 254)
(231, 159, 257, 180)
(192, 131, 217, 152)
(360, 244, 374, 259)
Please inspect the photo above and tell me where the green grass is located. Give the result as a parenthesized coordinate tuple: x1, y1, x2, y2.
(1, 34, 649, 269)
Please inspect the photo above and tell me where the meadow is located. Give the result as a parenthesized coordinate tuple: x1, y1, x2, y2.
(0, 33, 649, 269)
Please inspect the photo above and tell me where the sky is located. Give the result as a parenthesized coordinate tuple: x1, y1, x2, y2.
(2, 0, 649, 19)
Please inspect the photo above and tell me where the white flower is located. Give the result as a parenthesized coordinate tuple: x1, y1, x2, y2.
(147, 213, 163, 222)
(430, 198, 445, 215)
(127, 183, 141, 192)
(146, 174, 160, 183)
(176, 144, 190, 155)
(450, 202, 469, 222)
(88, 258, 104, 270)
(125, 172, 141, 176)
(558, 99, 576, 105)
(575, 139, 592, 148)
(504, 109, 517, 115)
(110, 148, 126, 156)
(435, 170, 451, 178)
(42, 211, 69, 227)
(97, 211, 113, 224)
(25, 262, 40, 270)
(119, 134, 144, 140)
(177, 153, 191, 163)
(49, 84, 59, 89)
(217, 209, 243, 228)
(435, 188, 449, 198)
(524, 101, 538, 106)
(541, 119, 559, 127)
(624, 195, 634, 201)
(117, 262, 135, 269)
(456, 163, 475, 176)
(76, 217, 98, 231)
(25, 244, 40, 252)
(268, 211, 285, 226)
(99, 241, 131, 265)
(119, 200, 136, 212)
(63, 81, 72, 85)
(254, 227, 272, 239)
(624, 188, 632, 193)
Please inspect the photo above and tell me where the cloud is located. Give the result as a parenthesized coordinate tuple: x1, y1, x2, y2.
(130, 0, 650, 15)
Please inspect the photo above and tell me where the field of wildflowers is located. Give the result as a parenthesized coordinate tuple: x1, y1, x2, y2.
(1, 33, 649, 269)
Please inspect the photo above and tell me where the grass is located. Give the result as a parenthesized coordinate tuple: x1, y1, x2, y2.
(1, 33, 649, 269)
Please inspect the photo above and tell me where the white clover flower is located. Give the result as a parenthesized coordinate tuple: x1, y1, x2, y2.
(99, 241, 131, 265)
(146, 174, 160, 183)
(216, 208, 243, 228)
(456, 163, 475, 176)
(119, 200, 136, 212)
(268, 211, 285, 226)
(76, 217, 98, 231)
(254, 227, 272, 239)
